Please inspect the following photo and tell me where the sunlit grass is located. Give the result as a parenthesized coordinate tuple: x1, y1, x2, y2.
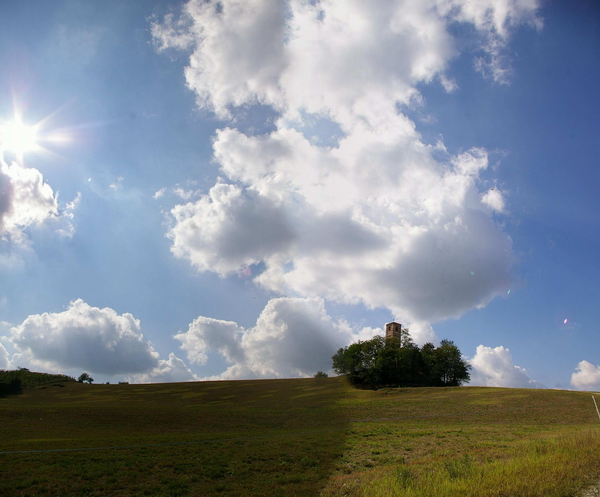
(321, 386, 600, 497)
(363, 429, 600, 497)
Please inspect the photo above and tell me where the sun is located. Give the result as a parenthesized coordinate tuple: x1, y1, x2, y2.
(0, 118, 39, 161)
(0, 103, 73, 165)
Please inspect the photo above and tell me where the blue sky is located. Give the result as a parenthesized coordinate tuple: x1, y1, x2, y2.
(0, 0, 599, 389)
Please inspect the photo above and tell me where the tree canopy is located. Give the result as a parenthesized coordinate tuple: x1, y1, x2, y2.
(77, 372, 94, 384)
(0, 369, 75, 388)
(332, 329, 470, 389)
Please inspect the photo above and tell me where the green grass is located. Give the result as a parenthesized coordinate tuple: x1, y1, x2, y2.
(363, 430, 600, 497)
(320, 386, 600, 496)
(1, 378, 600, 496)
(0, 377, 349, 496)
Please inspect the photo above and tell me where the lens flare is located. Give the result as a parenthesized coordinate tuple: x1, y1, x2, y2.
(0, 119, 39, 159)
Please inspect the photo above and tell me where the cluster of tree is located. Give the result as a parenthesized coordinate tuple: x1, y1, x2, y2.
(0, 368, 76, 389)
(332, 329, 471, 389)
(0, 378, 22, 398)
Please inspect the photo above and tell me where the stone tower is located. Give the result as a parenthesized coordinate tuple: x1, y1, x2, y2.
(385, 321, 402, 342)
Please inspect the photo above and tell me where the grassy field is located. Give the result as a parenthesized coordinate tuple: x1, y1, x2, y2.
(0, 377, 348, 496)
(321, 385, 600, 496)
(1, 377, 599, 496)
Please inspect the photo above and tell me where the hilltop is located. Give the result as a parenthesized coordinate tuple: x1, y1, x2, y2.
(0, 368, 76, 397)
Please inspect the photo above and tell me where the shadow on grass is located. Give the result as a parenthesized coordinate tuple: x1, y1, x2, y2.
(0, 378, 22, 398)
(0, 376, 352, 496)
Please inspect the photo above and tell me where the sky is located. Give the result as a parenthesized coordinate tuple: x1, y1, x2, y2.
(0, 0, 599, 389)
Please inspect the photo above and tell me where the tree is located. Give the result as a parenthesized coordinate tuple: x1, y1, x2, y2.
(433, 339, 471, 386)
(77, 372, 94, 384)
(421, 342, 439, 384)
(333, 336, 386, 389)
(333, 335, 420, 389)
(314, 371, 328, 378)
(0, 378, 22, 397)
(332, 330, 471, 389)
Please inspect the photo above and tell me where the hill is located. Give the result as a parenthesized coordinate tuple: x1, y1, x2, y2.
(0, 369, 76, 397)
(0, 377, 599, 496)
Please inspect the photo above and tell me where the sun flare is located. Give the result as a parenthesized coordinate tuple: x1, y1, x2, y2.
(0, 118, 39, 160)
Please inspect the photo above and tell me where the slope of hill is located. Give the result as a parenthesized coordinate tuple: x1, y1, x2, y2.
(0, 369, 76, 398)
(0, 369, 76, 388)
(0, 376, 348, 496)
(0, 377, 599, 496)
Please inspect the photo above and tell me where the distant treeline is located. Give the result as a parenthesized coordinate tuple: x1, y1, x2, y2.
(0, 369, 76, 397)
(332, 330, 471, 390)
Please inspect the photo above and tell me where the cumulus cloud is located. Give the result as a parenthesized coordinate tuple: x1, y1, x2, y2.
(0, 159, 77, 252)
(0, 160, 59, 242)
(153, 0, 540, 118)
(10, 299, 160, 375)
(169, 182, 295, 274)
(154, 0, 539, 342)
(0, 342, 8, 369)
(469, 345, 544, 388)
(152, 0, 288, 119)
(175, 297, 362, 379)
(171, 122, 513, 323)
(571, 361, 600, 391)
(129, 353, 198, 384)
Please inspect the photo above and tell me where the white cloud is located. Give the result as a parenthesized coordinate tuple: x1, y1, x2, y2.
(281, 0, 456, 126)
(452, 148, 488, 176)
(481, 188, 505, 212)
(169, 181, 295, 275)
(439, 74, 458, 93)
(152, 0, 288, 119)
(571, 361, 600, 391)
(129, 353, 198, 384)
(175, 297, 361, 379)
(172, 188, 197, 200)
(0, 159, 77, 252)
(0, 342, 8, 369)
(441, 0, 542, 84)
(442, 0, 542, 38)
(153, 0, 541, 120)
(154, 0, 540, 353)
(109, 176, 124, 191)
(469, 345, 544, 388)
(153, 186, 201, 201)
(10, 299, 160, 375)
(55, 191, 81, 238)
(173, 119, 514, 324)
(0, 160, 59, 243)
(473, 42, 513, 85)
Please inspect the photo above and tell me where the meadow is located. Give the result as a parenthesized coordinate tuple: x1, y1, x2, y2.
(1, 376, 599, 496)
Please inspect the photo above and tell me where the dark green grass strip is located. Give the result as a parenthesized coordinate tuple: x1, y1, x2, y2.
(0, 426, 349, 455)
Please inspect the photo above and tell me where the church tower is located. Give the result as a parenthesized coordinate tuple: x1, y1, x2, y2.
(385, 322, 402, 342)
